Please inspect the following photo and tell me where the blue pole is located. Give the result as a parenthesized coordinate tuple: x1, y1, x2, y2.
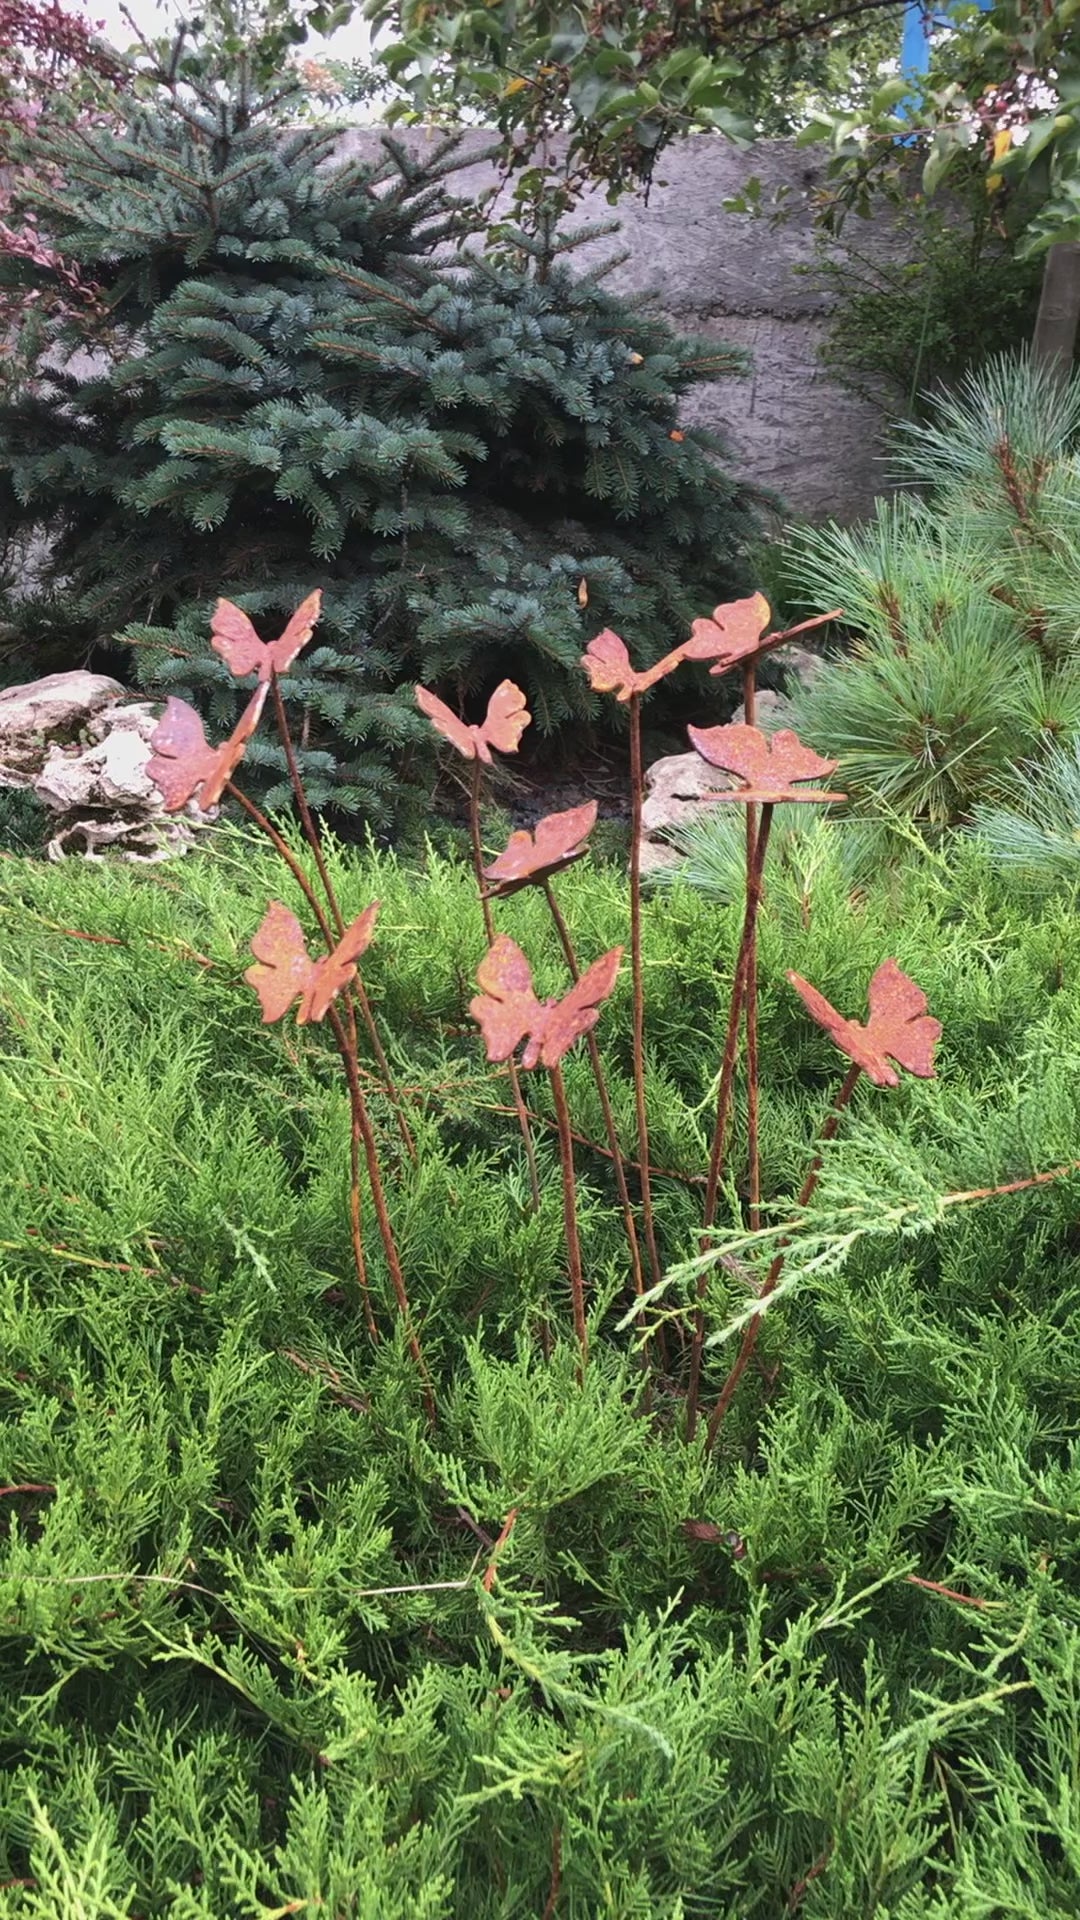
(896, 0, 993, 135)
(901, 0, 933, 77)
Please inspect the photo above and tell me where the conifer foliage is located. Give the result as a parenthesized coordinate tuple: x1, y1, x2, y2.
(0, 30, 755, 819)
(6, 709, 1080, 1913)
(786, 354, 1080, 825)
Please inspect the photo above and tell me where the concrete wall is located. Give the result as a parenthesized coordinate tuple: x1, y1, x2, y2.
(339, 128, 899, 522)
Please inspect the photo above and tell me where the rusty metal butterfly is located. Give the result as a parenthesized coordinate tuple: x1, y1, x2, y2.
(147, 685, 268, 812)
(470, 934, 622, 1069)
(580, 629, 687, 702)
(682, 593, 772, 674)
(211, 591, 322, 683)
(483, 802, 598, 898)
(415, 681, 530, 763)
(687, 724, 845, 804)
(787, 959, 941, 1086)
(245, 900, 380, 1026)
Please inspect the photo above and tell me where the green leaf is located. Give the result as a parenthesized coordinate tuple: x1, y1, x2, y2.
(830, 113, 864, 151)
(594, 88, 644, 123)
(922, 127, 969, 197)
(704, 106, 755, 141)
(656, 46, 707, 81)
(567, 69, 612, 120)
(871, 78, 911, 115)
(633, 114, 663, 148)
(687, 68, 735, 106)
(1053, 61, 1080, 107)
(795, 116, 833, 146)
(1017, 180, 1080, 255)
(593, 47, 636, 75)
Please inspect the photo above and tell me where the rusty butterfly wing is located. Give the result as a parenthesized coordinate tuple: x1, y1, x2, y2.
(786, 968, 884, 1079)
(764, 730, 841, 791)
(787, 965, 933, 1087)
(526, 945, 623, 1070)
(469, 935, 545, 1063)
(147, 698, 216, 811)
(484, 801, 598, 897)
(581, 630, 685, 700)
(211, 592, 321, 683)
(210, 600, 268, 680)
(637, 644, 691, 693)
(581, 629, 638, 700)
(196, 684, 268, 809)
(529, 800, 596, 870)
(244, 901, 319, 1024)
(483, 826, 538, 896)
(864, 958, 940, 1082)
(688, 724, 842, 803)
(478, 680, 530, 760)
(787, 970, 849, 1045)
(415, 684, 479, 759)
(149, 686, 268, 814)
(301, 902, 381, 1024)
(687, 722, 766, 782)
(690, 593, 773, 671)
(683, 592, 772, 668)
(267, 589, 322, 679)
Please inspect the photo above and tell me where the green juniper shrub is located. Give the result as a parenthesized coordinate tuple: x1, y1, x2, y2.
(0, 27, 756, 828)
(3, 801, 1080, 1913)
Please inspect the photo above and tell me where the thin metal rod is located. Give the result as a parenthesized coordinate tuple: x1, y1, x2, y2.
(703, 1062, 862, 1453)
(628, 693, 663, 1294)
(701, 805, 775, 1231)
(543, 878, 645, 1302)
(270, 671, 342, 927)
(269, 672, 416, 1163)
(327, 1003, 435, 1424)
(228, 778, 379, 1339)
(550, 1062, 588, 1374)
(347, 1097, 379, 1345)
(469, 759, 541, 1213)
(480, 1102, 703, 1185)
(686, 803, 774, 1440)
(743, 663, 761, 1236)
(226, 780, 334, 943)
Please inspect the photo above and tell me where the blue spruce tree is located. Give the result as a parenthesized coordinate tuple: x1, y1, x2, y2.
(0, 28, 757, 820)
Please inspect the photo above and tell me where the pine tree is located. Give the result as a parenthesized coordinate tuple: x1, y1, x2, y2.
(0, 31, 756, 821)
(786, 355, 1080, 827)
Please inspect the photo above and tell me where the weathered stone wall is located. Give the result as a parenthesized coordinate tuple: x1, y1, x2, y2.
(338, 128, 900, 522)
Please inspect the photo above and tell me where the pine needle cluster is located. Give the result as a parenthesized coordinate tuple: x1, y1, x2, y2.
(785, 353, 1080, 825)
(3, 824, 1080, 1913)
(973, 735, 1080, 885)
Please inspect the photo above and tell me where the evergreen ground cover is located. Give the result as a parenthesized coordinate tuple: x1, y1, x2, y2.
(3, 823, 1080, 1916)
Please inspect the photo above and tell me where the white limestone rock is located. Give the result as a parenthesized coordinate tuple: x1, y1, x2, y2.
(0, 668, 208, 860)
